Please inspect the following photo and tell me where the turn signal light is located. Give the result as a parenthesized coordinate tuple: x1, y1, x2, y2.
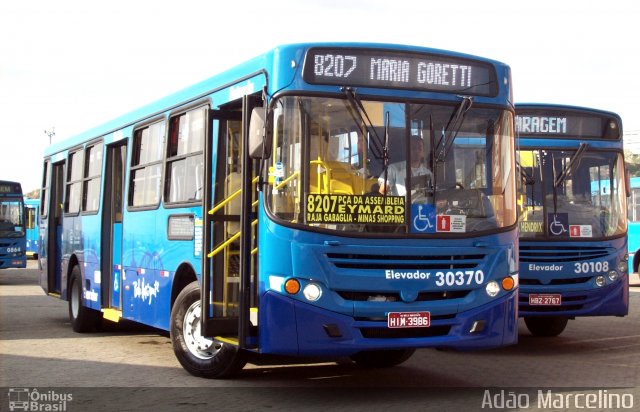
(284, 278, 300, 295)
(502, 276, 515, 291)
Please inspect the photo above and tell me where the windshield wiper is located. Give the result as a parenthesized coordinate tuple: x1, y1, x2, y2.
(435, 96, 473, 163)
(550, 143, 588, 213)
(342, 87, 385, 162)
(554, 142, 588, 188)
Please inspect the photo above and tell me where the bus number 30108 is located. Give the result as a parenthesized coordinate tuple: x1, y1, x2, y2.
(574, 261, 609, 274)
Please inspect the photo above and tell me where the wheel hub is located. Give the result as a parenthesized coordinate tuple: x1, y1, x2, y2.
(183, 300, 220, 359)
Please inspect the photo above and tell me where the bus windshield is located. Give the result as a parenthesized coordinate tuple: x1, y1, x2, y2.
(266, 95, 516, 235)
(518, 149, 626, 239)
(0, 198, 25, 237)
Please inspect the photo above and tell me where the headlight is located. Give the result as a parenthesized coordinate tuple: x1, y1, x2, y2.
(302, 283, 322, 301)
(595, 276, 606, 287)
(608, 270, 619, 281)
(485, 281, 500, 297)
(617, 260, 628, 274)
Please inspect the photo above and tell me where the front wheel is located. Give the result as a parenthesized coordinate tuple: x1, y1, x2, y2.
(350, 349, 415, 368)
(170, 281, 246, 378)
(524, 316, 569, 337)
(68, 265, 101, 332)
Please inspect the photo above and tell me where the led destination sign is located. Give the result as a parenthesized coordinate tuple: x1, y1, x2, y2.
(303, 48, 497, 96)
(0, 183, 20, 194)
(516, 109, 621, 139)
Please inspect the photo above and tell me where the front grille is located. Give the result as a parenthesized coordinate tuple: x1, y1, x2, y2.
(520, 245, 609, 263)
(360, 325, 451, 339)
(520, 277, 591, 286)
(338, 290, 470, 302)
(521, 304, 584, 312)
(326, 252, 485, 270)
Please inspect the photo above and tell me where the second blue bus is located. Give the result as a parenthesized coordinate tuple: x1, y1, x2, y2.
(516, 104, 629, 336)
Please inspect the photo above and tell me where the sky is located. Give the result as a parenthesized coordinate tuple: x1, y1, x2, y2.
(1, 0, 639, 192)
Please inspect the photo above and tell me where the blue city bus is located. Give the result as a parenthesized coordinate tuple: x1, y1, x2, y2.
(24, 198, 40, 258)
(516, 103, 629, 337)
(627, 177, 640, 274)
(40, 43, 519, 378)
(0, 180, 26, 269)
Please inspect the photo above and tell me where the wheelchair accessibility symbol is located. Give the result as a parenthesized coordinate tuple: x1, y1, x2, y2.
(548, 213, 569, 236)
(411, 204, 436, 233)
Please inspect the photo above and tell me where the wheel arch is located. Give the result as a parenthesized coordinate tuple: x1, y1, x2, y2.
(64, 253, 81, 301)
(171, 261, 199, 312)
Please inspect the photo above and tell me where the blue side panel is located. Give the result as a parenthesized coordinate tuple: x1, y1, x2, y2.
(73, 214, 101, 310)
(121, 208, 202, 331)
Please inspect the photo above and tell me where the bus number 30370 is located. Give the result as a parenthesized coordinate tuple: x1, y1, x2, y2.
(435, 270, 485, 287)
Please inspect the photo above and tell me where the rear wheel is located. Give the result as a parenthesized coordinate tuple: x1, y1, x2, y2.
(350, 349, 415, 368)
(170, 281, 246, 378)
(524, 316, 569, 337)
(68, 265, 101, 332)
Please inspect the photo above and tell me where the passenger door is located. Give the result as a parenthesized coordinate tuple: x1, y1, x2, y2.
(202, 93, 261, 347)
(43, 161, 64, 294)
(101, 142, 127, 310)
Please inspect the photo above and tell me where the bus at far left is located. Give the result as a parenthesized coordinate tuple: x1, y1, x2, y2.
(0, 180, 26, 269)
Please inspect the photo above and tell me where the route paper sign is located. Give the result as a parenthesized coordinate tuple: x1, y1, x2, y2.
(306, 194, 405, 224)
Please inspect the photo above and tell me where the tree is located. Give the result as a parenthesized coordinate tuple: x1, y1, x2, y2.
(625, 150, 640, 177)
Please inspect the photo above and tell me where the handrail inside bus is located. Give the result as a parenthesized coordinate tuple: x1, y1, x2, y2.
(208, 219, 258, 258)
(207, 171, 300, 258)
(209, 176, 260, 215)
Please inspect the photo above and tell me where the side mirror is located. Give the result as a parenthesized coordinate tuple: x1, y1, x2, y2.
(249, 107, 271, 159)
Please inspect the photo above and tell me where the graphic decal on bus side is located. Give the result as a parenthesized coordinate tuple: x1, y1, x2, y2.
(133, 278, 160, 305)
(83, 288, 98, 302)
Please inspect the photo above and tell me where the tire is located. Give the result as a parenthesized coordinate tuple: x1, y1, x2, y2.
(170, 281, 246, 378)
(350, 349, 415, 368)
(524, 316, 569, 337)
(68, 265, 101, 333)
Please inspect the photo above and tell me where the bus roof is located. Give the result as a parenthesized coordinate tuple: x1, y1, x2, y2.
(45, 42, 510, 157)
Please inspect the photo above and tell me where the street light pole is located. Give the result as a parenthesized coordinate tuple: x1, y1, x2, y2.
(44, 127, 55, 145)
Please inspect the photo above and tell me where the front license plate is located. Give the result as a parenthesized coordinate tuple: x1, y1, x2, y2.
(529, 294, 562, 306)
(387, 311, 430, 328)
